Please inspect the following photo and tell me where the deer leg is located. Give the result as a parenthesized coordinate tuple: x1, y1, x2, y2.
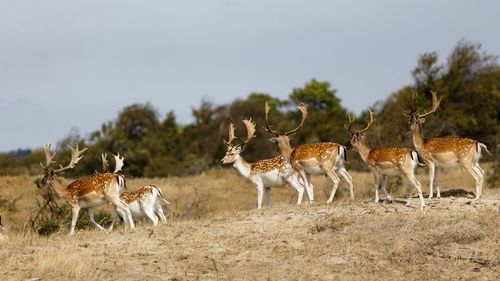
(338, 167, 354, 201)
(69, 206, 81, 236)
(87, 208, 105, 230)
(155, 205, 168, 223)
(140, 201, 159, 226)
(463, 163, 481, 199)
(428, 163, 436, 199)
(380, 175, 392, 203)
(108, 205, 120, 231)
(403, 171, 425, 210)
(325, 168, 341, 204)
(286, 173, 305, 205)
(265, 187, 271, 208)
(434, 166, 441, 199)
(472, 163, 484, 198)
(107, 195, 135, 229)
(371, 170, 380, 203)
(252, 179, 265, 209)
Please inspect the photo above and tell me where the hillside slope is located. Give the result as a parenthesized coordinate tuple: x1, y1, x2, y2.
(1, 193, 499, 281)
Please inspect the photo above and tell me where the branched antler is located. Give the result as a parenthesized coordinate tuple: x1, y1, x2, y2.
(113, 153, 125, 173)
(344, 114, 356, 134)
(285, 102, 308, 136)
(418, 90, 442, 118)
(264, 101, 280, 137)
(241, 118, 256, 145)
(101, 153, 109, 173)
(344, 108, 375, 135)
(224, 121, 237, 146)
(53, 144, 87, 173)
(358, 108, 374, 134)
(40, 144, 57, 170)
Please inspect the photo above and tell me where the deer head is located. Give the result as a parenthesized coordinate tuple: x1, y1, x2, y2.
(404, 90, 442, 133)
(221, 118, 256, 164)
(264, 101, 308, 155)
(37, 144, 87, 189)
(344, 108, 374, 149)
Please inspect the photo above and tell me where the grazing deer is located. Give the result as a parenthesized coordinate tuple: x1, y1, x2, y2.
(346, 109, 426, 210)
(37, 144, 135, 235)
(221, 118, 309, 209)
(264, 102, 354, 203)
(101, 154, 170, 227)
(404, 91, 491, 199)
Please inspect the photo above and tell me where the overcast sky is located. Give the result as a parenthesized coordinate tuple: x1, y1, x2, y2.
(0, 0, 499, 152)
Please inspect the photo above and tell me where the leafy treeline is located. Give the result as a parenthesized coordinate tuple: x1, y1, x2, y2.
(1, 40, 498, 177)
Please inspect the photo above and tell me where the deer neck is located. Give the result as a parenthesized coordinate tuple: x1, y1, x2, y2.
(412, 123, 425, 151)
(277, 138, 294, 162)
(354, 139, 372, 164)
(233, 155, 252, 178)
(51, 177, 69, 199)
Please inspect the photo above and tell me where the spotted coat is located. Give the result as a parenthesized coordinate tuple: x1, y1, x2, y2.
(367, 147, 414, 168)
(66, 173, 122, 204)
(120, 186, 154, 204)
(250, 155, 288, 174)
(422, 137, 477, 159)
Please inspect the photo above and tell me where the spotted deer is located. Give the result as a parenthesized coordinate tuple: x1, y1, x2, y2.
(346, 109, 425, 210)
(404, 90, 491, 199)
(101, 153, 170, 227)
(221, 118, 309, 209)
(264, 102, 354, 203)
(37, 144, 135, 235)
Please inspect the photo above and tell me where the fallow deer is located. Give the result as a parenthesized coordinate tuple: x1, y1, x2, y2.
(404, 91, 491, 199)
(101, 153, 170, 227)
(264, 102, 354, 203)
(346, 109, 426, 210)
(37, 144, 135, 235)
(221, 118, 309, 208)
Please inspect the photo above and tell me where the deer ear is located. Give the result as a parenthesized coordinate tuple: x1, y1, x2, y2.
(420, 117, 426, 124)
(268, 137, 279, 143)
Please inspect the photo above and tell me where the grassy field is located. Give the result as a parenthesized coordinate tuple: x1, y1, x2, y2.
(0, 166, 499, 280)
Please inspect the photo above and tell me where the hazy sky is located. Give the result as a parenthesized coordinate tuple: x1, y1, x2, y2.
(1, 0, 499, 151)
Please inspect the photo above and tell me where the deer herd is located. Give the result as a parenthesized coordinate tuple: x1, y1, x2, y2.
(10, 91, 489, 236)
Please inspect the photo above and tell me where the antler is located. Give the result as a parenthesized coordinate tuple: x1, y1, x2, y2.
(101, 153, 110, 173)
(53, 144, 87, 173)
(113, 153, 125, 173)
(358, 108, 374, 134)
(224, 121, 237, 146)
(241, 118, 257, 145)
(285, 102, 308, 136)
(264, 101, 280, 137)
(40, 144, 57, 170)
(344, 114, 356, 134)
(418, 90, 442, 118)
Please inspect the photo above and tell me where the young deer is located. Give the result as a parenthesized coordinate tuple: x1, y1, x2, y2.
(404, 91, 491, 199)
(221, 118, 309, 208)
(346, 109, 425, 210)
(264, 102, 354, 203)
(37, 144, 135, 235)
(101, 153, 170, 227)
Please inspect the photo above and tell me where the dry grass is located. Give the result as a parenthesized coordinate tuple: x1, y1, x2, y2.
(0, 166, 498, 280)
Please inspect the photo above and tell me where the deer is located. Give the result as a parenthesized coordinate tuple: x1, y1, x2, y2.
(404, 90, 491, 199)
(264, 102, 354, 204)
(346, 109, 426, 210)
(221, 118, 310, 209)
(100, 153, 170, 227)
(37, 144, 135, 235)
